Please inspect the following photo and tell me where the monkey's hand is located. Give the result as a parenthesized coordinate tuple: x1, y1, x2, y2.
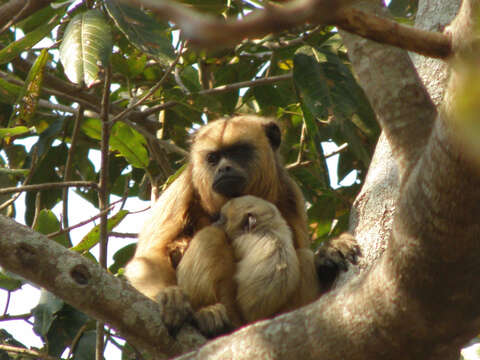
(155, 286, 193, 334)
(314, 233, 360, 290)
(193, 303, 233, 338)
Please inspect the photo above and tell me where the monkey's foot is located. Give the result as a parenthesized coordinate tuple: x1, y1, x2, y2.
(194, 303, 233, 338)
(314, 233, 360, 289)
(156, 286, 193, 335)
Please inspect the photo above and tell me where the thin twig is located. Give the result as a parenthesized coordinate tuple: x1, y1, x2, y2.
(31, 192, 42, 230)
(137, 72, 292, 118)
(0, 70, 95, 114)
(255, 26, 323, 50)
(285, 160, 312, 170)
(0, 313, 31, 321)
(2, 291, 11, 315)
(109, 232, 138, 239)
(67, 323, 88, 360)
(47, 205, 115, 239)
(62, 105, 84, 241)
(296, 122, 307, 164)
(96, 65, 112, 360)
(197, 73, 292, 96)
(110, 43, 185, 124)
(0, 181, 98, 195)
(139, 101, 178, 117)
(0, 0, 31, 35)
(0, 148, 38, 211)
(324, 143, 348, 158)
(0, 344, 58, 360)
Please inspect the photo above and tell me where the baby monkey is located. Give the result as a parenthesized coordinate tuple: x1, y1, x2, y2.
(177, 195, 304, 337)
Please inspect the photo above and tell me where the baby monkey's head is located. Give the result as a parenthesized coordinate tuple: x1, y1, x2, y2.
(215, 195, 286, 240)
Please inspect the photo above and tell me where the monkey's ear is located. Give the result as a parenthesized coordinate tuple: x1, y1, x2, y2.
(242, 213, 257, 232)
(264, 122, 281, 150)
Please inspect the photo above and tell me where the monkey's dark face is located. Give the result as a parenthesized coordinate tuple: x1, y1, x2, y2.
(190, 116, 282, 214)
(207, 142, 254, 197)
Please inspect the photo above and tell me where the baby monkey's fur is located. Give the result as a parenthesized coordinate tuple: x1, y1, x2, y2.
(177, 196, 309, 335)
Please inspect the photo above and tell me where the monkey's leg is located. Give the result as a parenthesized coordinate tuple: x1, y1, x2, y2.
(177, 226, 242, 336)
(314, 232, 360, 290)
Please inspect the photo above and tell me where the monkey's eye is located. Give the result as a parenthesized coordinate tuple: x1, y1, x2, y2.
(206, 152, 220, 166)
(242, 213, 256, 232)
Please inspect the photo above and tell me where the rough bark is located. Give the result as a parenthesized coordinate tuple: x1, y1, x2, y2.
(0, 216, 206, 358)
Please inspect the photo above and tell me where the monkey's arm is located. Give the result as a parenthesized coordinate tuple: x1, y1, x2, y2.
(177, 226, 242, 337)
(125, 171, 195, 330)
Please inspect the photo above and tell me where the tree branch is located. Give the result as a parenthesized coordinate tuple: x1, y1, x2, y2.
(339, 2, 437, 178)
(0, 344, 57, 360)
(96, 65, 112, 360)
(125, 0, 355, 48)
(334, 7, 452, 59)
(0, 181, 98, 195)
(0, 215, 206, 358)
(197, 74, 292, 96)
(0, 0, 54, 33)
(124, 0, 452, 58)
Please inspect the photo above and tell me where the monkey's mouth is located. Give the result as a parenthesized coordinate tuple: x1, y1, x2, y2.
(213, 176, 246, 198)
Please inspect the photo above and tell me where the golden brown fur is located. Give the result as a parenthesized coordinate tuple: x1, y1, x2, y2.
(125, 115, 314, 330)
(177, 196, 313, 335)
(125, 115, 356, 334)
(222, 196, 304, 322)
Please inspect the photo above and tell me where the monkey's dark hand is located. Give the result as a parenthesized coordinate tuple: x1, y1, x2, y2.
(156, 286, 193, 335)
(314, 233, 360, 290)
(193, 303, 233, 338)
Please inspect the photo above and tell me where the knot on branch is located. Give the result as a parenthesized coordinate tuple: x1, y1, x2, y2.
(15, 243, 36, 267)
(70, 264, 91, 285)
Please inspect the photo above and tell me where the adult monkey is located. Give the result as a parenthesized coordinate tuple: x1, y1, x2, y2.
(125, 115, 358, 332)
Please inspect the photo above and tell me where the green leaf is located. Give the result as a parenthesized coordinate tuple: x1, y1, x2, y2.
(0, 77, 22, 104)
(71, 210, 129, 253)
(109, 243, 136, 274)
(72, 330, 96, 360)
(59, 10, 113, 87)
(33, 209, 71, 248)
(293, 46, 376, 169)
(0, 271, 22, 291)
(0, 17, 60, 65)
(293, 46, 329, 153)
(46, 305, 89, 357)
(388, 0, 418, 20)
(16, 3, 69, 33)
(0, 126, 31, 138)
(82, 119, 149, 168)
(0, 167, 29, 176)
(32, 290, 64, 338)
(104, 0, 174, 65)
(9, 49, 50, 130)
(25, 144, 67, 226)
